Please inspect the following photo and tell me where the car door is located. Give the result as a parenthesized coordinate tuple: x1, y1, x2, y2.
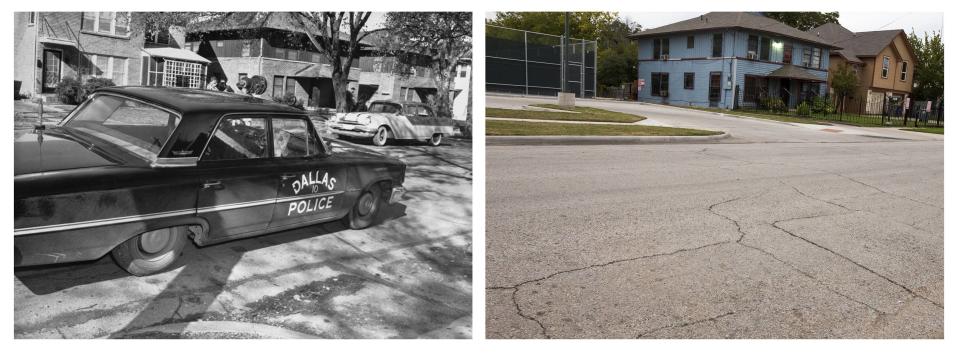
(268, 116, 352, 229)
(196, 115, 279, 240)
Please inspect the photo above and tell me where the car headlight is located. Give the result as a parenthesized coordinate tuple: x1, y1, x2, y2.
(358, 116, 372, 125)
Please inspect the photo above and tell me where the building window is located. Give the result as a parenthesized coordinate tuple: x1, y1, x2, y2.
(747, 35, 759, 59)
(145, 30, 170, 45)
(650, 72, 669, 97)
(28, 12, 36, 25)
(184, 43, 191, 52)
(712, 33, 723, 57)
(810, 48, 822, 69)
(760, 37, 771, 61)
(782, 42, 793, 64)
(882, 56, 890, 79)
(743, 75, 768, 104)
(687, 36, 695, 49)
(801, 48, 812, 67)
(163, 60, 204, 88)
(285, 77, 296, 95)
(273, 76, 285, 97)
(684, 72, 694, 90)
(900, 61, 908, 81)
(242, 41, 251, 57)
(147, 57, 164, 86)
(82, 53, 128, 85)
(460, 70, 467, 78)
(652, 38, 670, 59)
(81, 12, 131, 37)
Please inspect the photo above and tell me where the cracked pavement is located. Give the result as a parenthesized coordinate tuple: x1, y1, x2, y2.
(15, 138, 473, 339)
(486, 96, 942, 339)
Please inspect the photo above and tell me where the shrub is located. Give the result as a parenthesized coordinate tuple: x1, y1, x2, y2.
(273, 92, 304, 110)
(82, 77, 115, 100)
(796, 102, 811, 116)
(55, 77, 84, 104)
(762, 97, 787, 113)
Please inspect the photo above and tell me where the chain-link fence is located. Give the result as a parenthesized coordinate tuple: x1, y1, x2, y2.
(487, 24, 596, 98)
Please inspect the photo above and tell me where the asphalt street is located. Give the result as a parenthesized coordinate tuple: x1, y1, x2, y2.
(15, 138, 473, 339)
(486, 95, 943, 338)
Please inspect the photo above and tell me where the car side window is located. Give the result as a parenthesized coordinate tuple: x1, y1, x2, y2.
(272, 117, 321, 158)
(203, 116, 269, 161)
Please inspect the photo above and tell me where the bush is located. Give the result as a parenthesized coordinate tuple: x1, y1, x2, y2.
(810, 96, 835, 114)
(761, 97, 787, 113)
(55, 77, 84, 104)
(273, 92, 304, 110)
(82, 77, 115, 100)
(796, 102, 811, 116)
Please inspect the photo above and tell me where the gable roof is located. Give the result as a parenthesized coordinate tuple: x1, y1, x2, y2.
(628, 12, 840, 48)
(809, 23, 912, 63)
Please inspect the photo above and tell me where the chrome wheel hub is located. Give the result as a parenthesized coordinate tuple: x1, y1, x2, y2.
(139, 229, 172, 254)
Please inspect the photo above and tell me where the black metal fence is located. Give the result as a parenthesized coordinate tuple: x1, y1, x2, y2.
(597, 82, 638, 101)
(486, 25, 596, 98)
(735, 94, 944, 128)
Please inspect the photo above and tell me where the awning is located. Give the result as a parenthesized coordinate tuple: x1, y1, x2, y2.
(38, 36, 78, 48)
(142, 47, 211, 64)
(766, 64, 825, 82)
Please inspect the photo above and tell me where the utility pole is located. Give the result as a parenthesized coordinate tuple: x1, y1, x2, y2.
(557, 12, 576, 107)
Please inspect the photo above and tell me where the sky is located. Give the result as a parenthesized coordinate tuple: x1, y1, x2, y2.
(619, 12, 944, 37)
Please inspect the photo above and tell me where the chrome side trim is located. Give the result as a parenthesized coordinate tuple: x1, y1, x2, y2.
(14, 209, 196, 237)
(152, 157, 199, 168)
(15, 190, 347, 236)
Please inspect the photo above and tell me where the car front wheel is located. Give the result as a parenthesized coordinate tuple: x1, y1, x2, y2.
(344, 183, 383, 229)
(372, 126, 390, 146)
(427, 133, 443, 146)
(111, 226, 188, 276)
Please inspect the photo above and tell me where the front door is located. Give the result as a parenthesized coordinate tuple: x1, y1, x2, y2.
(268, 116, 351, 229)
(708, 72, 722, 107)
(42, 49, 62, 93)
(196, 115, 278, 239)
(779, 79, 791, 106)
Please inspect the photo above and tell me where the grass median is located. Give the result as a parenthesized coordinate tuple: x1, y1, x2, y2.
(487, 119, 722, 136)
(486, 105, 645, 123)
(902, 127, 944, 135)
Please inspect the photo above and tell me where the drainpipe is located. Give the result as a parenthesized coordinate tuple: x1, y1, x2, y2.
(729, 30, 738, 109)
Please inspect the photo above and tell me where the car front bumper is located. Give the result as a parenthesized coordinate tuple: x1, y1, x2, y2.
(330, 122, 376, 138)
(388, 186, 405, 204)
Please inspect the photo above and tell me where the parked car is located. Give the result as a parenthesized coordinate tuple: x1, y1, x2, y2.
(328, 100, 454, 146)
(14, 87, 406, 276)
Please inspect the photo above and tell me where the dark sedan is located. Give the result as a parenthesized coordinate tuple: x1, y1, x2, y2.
(14, 87, 406, 276)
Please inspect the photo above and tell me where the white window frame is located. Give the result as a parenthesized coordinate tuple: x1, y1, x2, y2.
(899, 61, 908, 81)
(83, 53, 129, 85)
(881, 56, 890, 79)
(82, 12, 131, 37)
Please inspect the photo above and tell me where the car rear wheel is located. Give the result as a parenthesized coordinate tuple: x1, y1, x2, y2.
(343, 183, 383, 230)
(111, 226, 187, 276)
(372, 126, 390, 146)
(427, 133, 443, 146)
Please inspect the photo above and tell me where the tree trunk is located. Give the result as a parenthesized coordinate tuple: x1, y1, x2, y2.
(331, 69, 350, 112)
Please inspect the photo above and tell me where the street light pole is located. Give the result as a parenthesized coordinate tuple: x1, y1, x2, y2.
(562, 12, 569, 94)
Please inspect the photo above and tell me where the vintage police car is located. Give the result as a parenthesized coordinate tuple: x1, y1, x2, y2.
(14, 87, 406, 276)
(329, 100, 454, 146)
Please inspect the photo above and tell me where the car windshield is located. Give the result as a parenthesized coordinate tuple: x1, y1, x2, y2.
(62, 94, 181, 162)
(368, 102, 401, 114)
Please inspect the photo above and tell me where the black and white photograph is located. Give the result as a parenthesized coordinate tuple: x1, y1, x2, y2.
(12, 11, 473, 339)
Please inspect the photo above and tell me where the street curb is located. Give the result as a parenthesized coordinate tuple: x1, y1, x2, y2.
(112, 321, 321, 339)
(487, 132, 731, 146)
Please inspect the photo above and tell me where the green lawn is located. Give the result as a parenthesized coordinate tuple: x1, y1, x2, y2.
(681, 106, 835, 126)
(487, 120, 721, 136)
(902, 127, 945, 135)
(486, 105, 645, 123)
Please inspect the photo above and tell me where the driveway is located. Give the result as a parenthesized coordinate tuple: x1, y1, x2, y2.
(486, 95, 942, 338)
(15, 138, 473, 339)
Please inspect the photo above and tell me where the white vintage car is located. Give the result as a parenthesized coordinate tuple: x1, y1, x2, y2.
(329, 100, 454, 146)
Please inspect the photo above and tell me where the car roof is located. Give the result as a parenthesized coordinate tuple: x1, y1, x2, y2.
(371, 99, 430, 107)
(95, 86, 306, 116)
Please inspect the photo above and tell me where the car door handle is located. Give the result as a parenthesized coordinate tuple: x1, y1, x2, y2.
(202, 180, 223, 189)
(281, 173, 297, 180)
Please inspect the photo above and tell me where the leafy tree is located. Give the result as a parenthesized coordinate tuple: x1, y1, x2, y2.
(136, 12, 378, 112)
(830, 63, 859, 113)
(908, 30, 944, 101)
(487, 12, 640, 87)
(764, 12, 839, 31)
(380, 12, 472, 117)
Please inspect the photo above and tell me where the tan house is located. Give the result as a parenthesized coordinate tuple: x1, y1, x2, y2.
(810, 23, 917, 114)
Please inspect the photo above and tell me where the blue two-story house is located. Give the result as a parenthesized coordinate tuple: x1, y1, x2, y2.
(629, 12, 841, 109)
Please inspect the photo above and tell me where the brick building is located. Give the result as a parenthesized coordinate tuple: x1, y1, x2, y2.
(14, 12, 210, 99)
